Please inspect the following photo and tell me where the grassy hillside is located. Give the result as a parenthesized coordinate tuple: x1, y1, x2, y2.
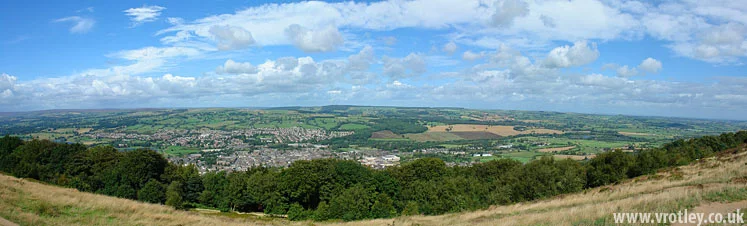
(1, 145, 746, 226)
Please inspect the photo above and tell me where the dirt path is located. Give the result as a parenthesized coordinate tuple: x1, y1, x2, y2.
(672, 200, 747, 226)
(0, 216, 18, 226)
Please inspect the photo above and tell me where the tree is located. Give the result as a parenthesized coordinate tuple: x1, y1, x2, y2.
(313, 201, 331, 221)
(287, 203, 311, 221)
(166, 181, 184, 209)
(0, 135, 23, 172)
(401, 201, 420, 216)
(586, 150, 635, 188)
(328, 185, 374, 221)
(138, 179, 166, 204)
(370, 193, 396, 218)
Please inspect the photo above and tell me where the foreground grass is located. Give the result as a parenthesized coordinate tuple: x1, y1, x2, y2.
(1, 145, 746, 226)
(0, 173, 287, 226)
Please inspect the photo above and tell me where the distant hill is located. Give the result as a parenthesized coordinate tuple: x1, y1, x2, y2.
(2, 145, 745, 225)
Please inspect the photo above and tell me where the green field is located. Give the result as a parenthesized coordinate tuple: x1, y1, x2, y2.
(162, 146, 201, 156)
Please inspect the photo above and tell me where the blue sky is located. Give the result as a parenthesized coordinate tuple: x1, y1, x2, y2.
(2, 0, 747, 120)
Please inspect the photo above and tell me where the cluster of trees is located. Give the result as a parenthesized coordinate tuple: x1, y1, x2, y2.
(1, 131, 746, 222)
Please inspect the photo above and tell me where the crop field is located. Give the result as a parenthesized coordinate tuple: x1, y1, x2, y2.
(537, 146, 576, 153)
(370, 130, 404, 139)
(450, 131, 501, 140)
(553, 154, 595, 160)
(405, 132, 463, 142)
(427, 124, 563, 136)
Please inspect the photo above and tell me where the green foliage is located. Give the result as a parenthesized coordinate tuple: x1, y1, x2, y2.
(371, 193, 396, 219)
(401, 201, 420, 216)
(287, 203, 312, 221)
(138, 179, 166, 204)
(586, 150, 635, 188)
(328, 185, 374, 221)
(166, 181, 184, 209)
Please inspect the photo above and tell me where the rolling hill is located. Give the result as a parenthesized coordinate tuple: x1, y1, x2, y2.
(1, 144, 746, 225)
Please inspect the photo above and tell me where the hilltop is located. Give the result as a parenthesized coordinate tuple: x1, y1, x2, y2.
(1, 144, 745, 225)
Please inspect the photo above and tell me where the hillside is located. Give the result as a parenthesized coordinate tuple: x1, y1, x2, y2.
(1, 145, 746, 226)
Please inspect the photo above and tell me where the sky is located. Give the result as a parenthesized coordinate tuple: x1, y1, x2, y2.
(2, 0, 747, 120)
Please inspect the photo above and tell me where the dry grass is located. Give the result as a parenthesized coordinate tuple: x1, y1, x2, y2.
(0, 174, 288, 226)
(537, 146, 576, 153)
(427, 125, 563, 136)
(1, 147, 746, 226)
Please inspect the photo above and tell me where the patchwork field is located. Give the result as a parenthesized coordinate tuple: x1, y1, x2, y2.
(405, 132, 464, 142)
(427, 125, 563, 136)
(370, 130, 405, 140)
(537, 146, 576, 153)
(450, 131, 501, 140)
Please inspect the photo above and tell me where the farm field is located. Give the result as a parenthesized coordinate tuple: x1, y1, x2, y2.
(537, 146, 576, 153)
(426, 124, 563, 136)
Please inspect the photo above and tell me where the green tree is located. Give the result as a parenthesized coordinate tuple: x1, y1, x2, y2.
(401, 201, 420, 216)
(328, 185, 374, 221)
(287, 203, 311, 221)
(370, 193, 396, 218)
(166, 181, 184, 209)
(138, 179, 166, 204)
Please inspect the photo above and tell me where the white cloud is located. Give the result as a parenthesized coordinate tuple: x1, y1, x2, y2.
(383, 53, 426, 79)
(544, 41, 599, 68)
(209, 25, 256, 50)
(0, 73, 17, 100)
(112, 46, 200, 61)
(616, 65, 639, 77)
(443, 41, 458, 54)
(638, 57, 662, 74)
(124, 5, 166, 26)
(54, 16, 95, 34)
(462, 50, 485, 61)
(610, 57, 663, 77)
(490, 0, 529, 27)
(216, 59, 257, 74)
(347, 45, 375, 71)
(285, 24, 344, 52)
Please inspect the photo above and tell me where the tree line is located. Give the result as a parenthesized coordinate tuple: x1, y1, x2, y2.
(0, 131, 746, 221)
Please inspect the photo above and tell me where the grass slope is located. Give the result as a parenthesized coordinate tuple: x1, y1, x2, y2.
(1, 145, 746, 226)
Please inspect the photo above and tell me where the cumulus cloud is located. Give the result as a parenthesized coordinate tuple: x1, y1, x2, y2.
(54, 16, 95, 34)
(544, 41, 599, 68)
(285, 24, 344, 52)
(124, 5, 166, 26)
(638, 57, 662, 74)
(490, 0, 529, 27)
(443, 41, 458, 54)
(616, 65, 639, 77)
(216, 60, 257, 74)
(462, 50, 485, 61)
(0, 73, 16, 99)
(611, 57, 663, 77)
(209, 25, 256, 50)
(383, 53, 426, 79)
(347, 46, 375, 71)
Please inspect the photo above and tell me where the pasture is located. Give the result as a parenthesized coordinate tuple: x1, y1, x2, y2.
(427, 124, 563, 136)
